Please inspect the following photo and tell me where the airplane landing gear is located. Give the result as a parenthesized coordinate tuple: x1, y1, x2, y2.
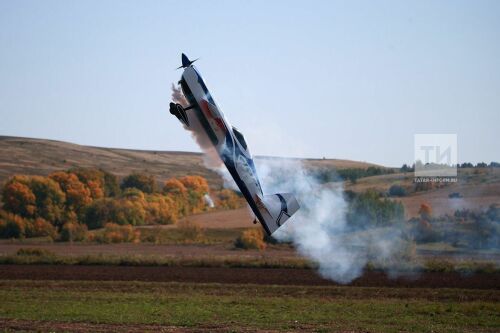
(169, 103, 191, 127)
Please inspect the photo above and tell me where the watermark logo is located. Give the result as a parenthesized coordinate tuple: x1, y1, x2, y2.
(414, 134, 457, 182)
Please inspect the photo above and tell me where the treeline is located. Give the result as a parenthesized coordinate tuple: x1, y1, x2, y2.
(0, 169, 243, 241)
(400, 161, 500, 172)
(344, 190, 405, 229)
(408, 203, 500, 249)
(344, 189, 500, 250)
(315, 166, 395, 184)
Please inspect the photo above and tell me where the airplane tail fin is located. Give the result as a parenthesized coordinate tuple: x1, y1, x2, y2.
(256, 193, 300, 236)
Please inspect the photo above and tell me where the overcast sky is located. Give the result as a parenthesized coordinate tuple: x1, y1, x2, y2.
(0, 0, 499, 167)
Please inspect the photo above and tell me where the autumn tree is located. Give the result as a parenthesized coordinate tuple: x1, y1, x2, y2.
(145, 194, 177, 224)
(83, 191, 146, 229)
(0, 210, 27, 238)
(121, 173, 157, 194)
(49, 171, 92, 214)
(234, 228, 266, 250)
(179, 176, 209, 214)
(179, 175, 209, 194)
(60, 222, 88, 242)
(215, 189, 243, 209)
(102, 170, 120, 197)
(1, 179, 36, 218)
(163, 178, 188, 216)
(2, 176, 66, 226)
(419, 203, 432, 220)
(71, 168, 105, 199)
(25, 217, 58, 239)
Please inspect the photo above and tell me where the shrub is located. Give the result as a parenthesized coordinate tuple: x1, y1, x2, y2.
(416, 220, 439, 243)
(234, 228, 266, 250)
(419, 203, 432, 220)
(0, 211, 27, 238)
(177, 220, 205, 242)
(102, 170, 120, 197)
(60, 222, 88, 242)
(96, 223, 140, 244)
(121, 173, 157, 194)
(145, 194, 177, 225)
(16, 247, 55, 257)
(215, 189, 243, 209)
(25, 218, 58, 239)
(83, 196, 146, 229)
(346, 190, 405, 228)
(388, 184, 406, 197)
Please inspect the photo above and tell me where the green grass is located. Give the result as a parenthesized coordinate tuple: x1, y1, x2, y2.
(0, 252, 313, 269)
(0, 280, 498, 332)
(1, 250, 499, 274)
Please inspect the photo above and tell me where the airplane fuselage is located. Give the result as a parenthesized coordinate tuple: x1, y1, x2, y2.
(179, 66, 272, 234)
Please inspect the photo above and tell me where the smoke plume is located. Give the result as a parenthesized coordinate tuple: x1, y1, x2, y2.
(203, 193, 215, 208)
(171, 84, 222, 169)
(255, 158, 410, 283)
(171, 83, 410, 283)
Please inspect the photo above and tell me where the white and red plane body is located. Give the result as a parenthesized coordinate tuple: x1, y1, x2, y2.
(170, 54, 299, 235)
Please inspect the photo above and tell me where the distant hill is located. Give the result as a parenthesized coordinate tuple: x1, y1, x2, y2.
(1, 135, 499, 218)
(0, 136, 381, 188)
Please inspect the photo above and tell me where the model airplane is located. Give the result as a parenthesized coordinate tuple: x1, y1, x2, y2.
(170, 53, 299, 235)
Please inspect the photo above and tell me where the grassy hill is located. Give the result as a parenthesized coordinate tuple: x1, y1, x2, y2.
(2, 135, 498, 218)
(0, 135, 380, 189)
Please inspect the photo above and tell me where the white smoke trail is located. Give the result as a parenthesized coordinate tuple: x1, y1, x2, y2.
(171, 84, 240, 190)
(171, 84, 221, 168)
(255, 157, 408, 283)
(203, 193, 215, 208)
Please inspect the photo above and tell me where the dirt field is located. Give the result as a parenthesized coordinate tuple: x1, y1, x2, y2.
(178, 207, 254, 229)
(0, 319, 212, 333)
(0, 264, 498, 289)
(0, 242, 299, 262)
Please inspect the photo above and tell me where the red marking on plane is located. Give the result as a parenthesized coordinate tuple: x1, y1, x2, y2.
(200, 99, 226, 132)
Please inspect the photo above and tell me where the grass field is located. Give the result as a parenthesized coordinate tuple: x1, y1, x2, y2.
(0, 280, 498, 332)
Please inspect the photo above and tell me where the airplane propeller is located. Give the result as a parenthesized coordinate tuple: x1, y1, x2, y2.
(176, 53, 199, 69)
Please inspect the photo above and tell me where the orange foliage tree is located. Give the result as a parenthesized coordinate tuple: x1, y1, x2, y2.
(145, 194, 177, 225)
(163, 178, 188, 216)
(215, 189, 243, 210)
(71, 168, 106, 199)
(49, 171, 92, 214)
(418, 203, 433, 220)
(2, 175, 66, 225)
(25, 217, 58, 239)
(1, 180, 36, 218)
(179, 175, 209, 214)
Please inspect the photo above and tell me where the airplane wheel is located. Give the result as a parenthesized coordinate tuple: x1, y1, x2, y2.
(176, 104, 184, 114)
(169, 102, 178, 115)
